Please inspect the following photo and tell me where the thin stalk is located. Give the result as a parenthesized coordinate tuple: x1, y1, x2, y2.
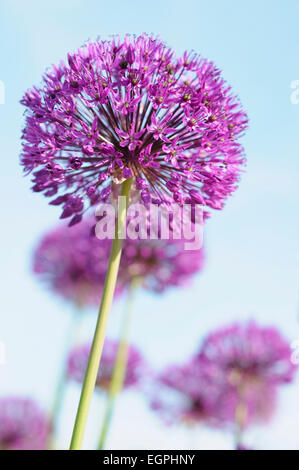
(97, 278, 139, 450)
(234, 395, 247, 449)
(47, 308, 82, 449)
(70, 178, 132, 450)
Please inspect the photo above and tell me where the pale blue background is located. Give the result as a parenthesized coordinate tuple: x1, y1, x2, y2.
(0, 0, 298, 449)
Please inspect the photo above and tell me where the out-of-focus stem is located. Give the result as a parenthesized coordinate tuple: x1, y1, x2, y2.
(234, 395, 247, 449)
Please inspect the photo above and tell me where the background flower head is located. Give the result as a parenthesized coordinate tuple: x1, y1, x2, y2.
(33, 217, 118, 307)
(21, 34, 248, 224)
(67, 339, 145, 390)
(118, 236, 204, 293)
(34, 213, 205, 304)
(197, 321, 297, 428)
(150, 359, 221, 427)
(0, 397, 49, 450)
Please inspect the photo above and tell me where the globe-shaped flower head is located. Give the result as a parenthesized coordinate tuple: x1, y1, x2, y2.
(151, 359, 222, 426)
(0, 397, 49, 450)
(67, 339, 145, 391)
(21, 34, 248, 225)
(33, 218, 118, 307)
(197, 322, 297, 428)
(33, 214, 205, 303)
(118, 236, 204, 292)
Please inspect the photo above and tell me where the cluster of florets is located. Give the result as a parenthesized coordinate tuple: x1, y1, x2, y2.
(151, 322, 296, 430)
(197, 321, 296, 428)
(67, 339, 145, 390)
(0, 397, 49, 450)
(151, 359, 221, 426)
(33, 217, 116, 306)
(21, 34, 248, 225)
(118, 234, 204, 292)
(33, 214, 204, 305)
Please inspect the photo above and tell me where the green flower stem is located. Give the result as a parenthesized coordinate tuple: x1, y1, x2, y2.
(97, 277, 139, 450)
(70, 178, 132, 450)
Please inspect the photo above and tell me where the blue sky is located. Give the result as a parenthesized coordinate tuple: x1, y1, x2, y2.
(0, 0, 299, 449)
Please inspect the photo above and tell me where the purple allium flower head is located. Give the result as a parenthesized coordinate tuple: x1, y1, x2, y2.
(21, 34, 248, 224)
(0, 397, 49, 450)
(198, 321, 296, 386)
(151, 359, 221, 426)
(197, 321, 297, 428)
(33, 213, 204, 303)
(118, 237, 204, 293)
(67, 339, 145, 390)
(33, 217, 121, 307)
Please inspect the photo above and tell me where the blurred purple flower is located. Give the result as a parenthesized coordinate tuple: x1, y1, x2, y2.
(33, 214, 205, 305)
(67, 339, 145, 390)
(151, 322, 296, 432)
(118, 237, 204, 293)
(20, 34, 247, 224)
(0, 397, 49, 450)
(33, 218, 119, 307)
(197, 321, 297, 428)
(151, 359, 222, 426)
